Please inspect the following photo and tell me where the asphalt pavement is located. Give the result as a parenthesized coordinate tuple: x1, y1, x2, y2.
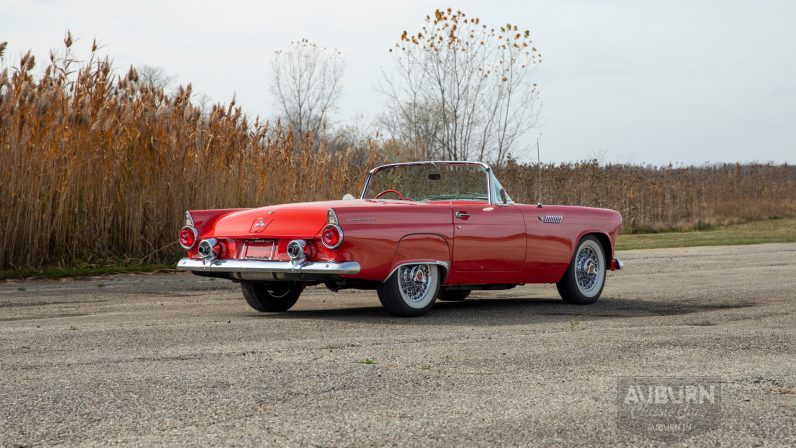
(1, 243, 795, 446)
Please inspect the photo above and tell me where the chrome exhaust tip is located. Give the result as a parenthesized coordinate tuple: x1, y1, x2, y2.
(198, 238, 218, 259)
(287, 240, 307, 261)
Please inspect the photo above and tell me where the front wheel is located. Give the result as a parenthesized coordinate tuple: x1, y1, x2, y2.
(556, 236, 606, 305)
(241, 281, 304, 312)
(377, 264, 440, 317)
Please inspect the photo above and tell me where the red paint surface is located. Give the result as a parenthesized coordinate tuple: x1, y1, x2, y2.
(184, 198, 622, 285)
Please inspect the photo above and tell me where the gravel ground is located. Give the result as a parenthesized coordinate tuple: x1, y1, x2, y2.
(1, 243, 795, 447)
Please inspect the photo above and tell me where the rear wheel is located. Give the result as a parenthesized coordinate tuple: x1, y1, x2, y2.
(437, 289, 471, 301)
(241, 281, 304, 312)
(556, 236, 606, 305)
(378, 264, 440, 317)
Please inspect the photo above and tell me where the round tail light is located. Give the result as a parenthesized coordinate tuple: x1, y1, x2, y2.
(179, 226, 198, 249)
(321, 225, 343, 249)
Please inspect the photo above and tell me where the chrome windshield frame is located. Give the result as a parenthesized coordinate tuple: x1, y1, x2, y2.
(359, 160, 496, 205)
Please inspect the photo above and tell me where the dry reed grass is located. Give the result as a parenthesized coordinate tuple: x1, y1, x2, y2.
(498, 161, 796, 233)
(1, 38, 793, 269)
(0, 37, 380, 269)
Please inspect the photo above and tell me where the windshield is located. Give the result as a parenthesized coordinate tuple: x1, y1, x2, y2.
(362, 163, 490, 202)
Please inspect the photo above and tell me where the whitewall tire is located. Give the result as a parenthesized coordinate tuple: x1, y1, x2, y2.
(377, 264, 440, 317)
(556, 236, 607, 305)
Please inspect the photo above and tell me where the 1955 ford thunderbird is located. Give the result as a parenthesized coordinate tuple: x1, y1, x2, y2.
(177, 161, 623, 317)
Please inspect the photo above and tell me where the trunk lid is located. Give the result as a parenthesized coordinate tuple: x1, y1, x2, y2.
(211, 199, 438, 238)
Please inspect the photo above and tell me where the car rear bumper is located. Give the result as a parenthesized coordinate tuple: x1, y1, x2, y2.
(610, 258, 624, 271)
(176, 258, 361, 279)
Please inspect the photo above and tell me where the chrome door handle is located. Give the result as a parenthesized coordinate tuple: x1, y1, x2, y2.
(454, 211, 470, 220)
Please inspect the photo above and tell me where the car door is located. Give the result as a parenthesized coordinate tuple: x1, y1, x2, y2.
(451, 203, 526, 272)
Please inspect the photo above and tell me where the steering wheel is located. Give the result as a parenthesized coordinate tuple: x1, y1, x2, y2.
(375, 189, 410, 200)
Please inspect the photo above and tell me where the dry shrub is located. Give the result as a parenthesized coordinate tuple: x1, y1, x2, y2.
(1, 38, 793, 269)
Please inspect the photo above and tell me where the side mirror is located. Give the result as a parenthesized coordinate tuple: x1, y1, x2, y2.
(499, 188, 508, 205)
(342, 193, 355, 201)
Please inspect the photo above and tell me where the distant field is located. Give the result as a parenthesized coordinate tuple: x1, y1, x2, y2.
(617, 217, 796, 251)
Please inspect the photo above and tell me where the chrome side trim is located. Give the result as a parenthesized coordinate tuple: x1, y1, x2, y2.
(177, 258, 361, 275)
(383, 261, 450, 283)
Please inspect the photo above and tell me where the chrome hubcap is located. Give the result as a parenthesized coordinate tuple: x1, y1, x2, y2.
(575, 246, 600, 292)
(399, 265, 431, 303)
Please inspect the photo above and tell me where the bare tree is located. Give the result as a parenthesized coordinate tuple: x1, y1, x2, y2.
(377, 94, 442, 161)
(382, 9, 542, 163)
(137, 65, 176, 90)
(270, 38, 345, 142)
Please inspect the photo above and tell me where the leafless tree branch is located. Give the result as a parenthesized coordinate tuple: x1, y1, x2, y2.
(380, 9, 541, 164)
(269, 38, 345, 145)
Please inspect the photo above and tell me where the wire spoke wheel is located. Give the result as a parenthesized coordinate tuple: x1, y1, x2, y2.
(378, 263, 440, 316)
(398, 264, 432, 303)
(575, 246, 600, 293)
(557, 236, 606, 304)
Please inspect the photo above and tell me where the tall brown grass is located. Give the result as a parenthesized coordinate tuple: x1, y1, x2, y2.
(0, 37, 381, 270)
(1, 38, 794, 270)
(498, 162, 796, 233)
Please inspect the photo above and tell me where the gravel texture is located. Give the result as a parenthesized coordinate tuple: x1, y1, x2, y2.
(1, 243, 795, 446)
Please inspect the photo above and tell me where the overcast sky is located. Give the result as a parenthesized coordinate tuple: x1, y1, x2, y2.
(3, 0, 794, 165)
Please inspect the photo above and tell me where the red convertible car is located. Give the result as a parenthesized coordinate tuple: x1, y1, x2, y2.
(177, 161, 623, 316)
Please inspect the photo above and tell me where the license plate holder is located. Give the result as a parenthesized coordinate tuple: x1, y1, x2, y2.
(243, 240, 275, 260)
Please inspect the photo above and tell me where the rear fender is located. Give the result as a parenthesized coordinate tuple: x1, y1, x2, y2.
(388, 234, 451, 282)
(185, 209, 248, 257)
(188, 209, 248, 234)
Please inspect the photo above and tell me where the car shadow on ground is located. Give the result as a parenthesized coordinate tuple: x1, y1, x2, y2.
(247, 296, 755, 327)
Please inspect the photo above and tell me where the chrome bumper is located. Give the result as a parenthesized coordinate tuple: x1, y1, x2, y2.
(176, 258, 361, 275)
